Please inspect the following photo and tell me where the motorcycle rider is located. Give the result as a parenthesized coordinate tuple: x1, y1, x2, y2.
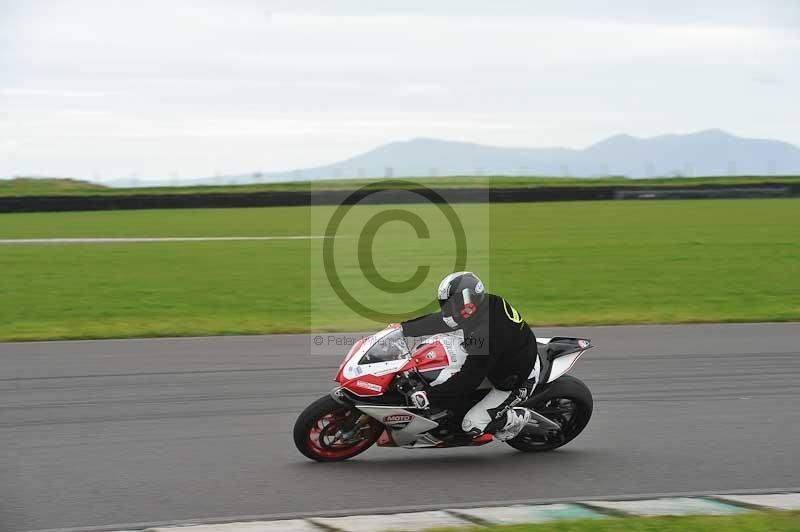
(401, 272, 541, 441)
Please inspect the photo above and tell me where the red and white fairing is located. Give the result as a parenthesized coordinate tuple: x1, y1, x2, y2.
(333, 325, 472, 447)
(335, 325, 469, 398)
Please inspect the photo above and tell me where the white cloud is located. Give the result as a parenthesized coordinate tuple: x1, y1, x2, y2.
(1, 0, 799, 181)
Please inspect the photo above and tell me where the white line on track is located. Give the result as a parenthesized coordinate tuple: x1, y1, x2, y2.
(0, 236, 329, 245)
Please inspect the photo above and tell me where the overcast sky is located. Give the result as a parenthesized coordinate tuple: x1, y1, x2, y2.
(1, 0, 799, 182)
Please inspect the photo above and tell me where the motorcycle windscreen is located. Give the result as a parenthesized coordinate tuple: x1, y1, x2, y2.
(358, 327, 411, 364)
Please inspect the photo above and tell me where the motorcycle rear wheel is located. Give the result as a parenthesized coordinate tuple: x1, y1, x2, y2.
(294, 395, 382, 462)
(506, 375, 593, 452)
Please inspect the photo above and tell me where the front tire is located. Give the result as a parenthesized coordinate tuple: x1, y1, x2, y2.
(293, 395, 382, 462)
(506, 375, 593, 452)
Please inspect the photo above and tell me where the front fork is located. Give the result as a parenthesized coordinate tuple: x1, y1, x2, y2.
(335, 414, 371, 443)
(328, 388, 373, 442)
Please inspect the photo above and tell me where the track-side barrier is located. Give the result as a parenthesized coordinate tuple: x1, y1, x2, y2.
(1, 183, 798, 213)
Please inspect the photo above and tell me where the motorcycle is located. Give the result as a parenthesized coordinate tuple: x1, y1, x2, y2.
(294, 324, 593, 461)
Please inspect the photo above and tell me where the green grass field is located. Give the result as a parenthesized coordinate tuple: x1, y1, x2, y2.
(2, 175, 800, 196)
(424, 511, 800, 532)
(0, 198, 798, 341)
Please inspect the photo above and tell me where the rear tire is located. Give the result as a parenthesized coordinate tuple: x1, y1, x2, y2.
(293, 395, 382, 462)
(506, 375, 593, 452)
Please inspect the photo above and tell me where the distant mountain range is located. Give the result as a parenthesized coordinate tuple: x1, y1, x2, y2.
(118, 129, 800, 186)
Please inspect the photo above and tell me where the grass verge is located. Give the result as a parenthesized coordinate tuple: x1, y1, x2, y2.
(424, 511, 800, 532)
(0, 199, 798, 341)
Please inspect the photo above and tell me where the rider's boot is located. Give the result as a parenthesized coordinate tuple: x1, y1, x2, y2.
(492, 407, 531, 441)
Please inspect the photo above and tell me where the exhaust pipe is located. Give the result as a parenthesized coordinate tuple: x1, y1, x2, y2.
(525, 409, 561, 431)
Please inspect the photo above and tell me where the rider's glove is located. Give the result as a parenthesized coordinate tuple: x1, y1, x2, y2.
(409, 390, 430, 409)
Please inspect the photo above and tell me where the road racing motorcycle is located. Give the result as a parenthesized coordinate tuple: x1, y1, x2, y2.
(294, 324, 593, 461)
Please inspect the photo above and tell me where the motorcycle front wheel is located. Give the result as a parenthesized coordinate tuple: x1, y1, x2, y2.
(293, 395, 383, 462)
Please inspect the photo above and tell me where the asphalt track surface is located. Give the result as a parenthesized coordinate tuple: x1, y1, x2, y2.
(2, 323, 798, 532)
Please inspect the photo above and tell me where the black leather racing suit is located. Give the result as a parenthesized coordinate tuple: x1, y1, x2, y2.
(401, 293, 538, 402)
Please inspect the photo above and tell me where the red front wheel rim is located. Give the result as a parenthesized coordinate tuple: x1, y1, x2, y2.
(305, 409, 379, 459)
